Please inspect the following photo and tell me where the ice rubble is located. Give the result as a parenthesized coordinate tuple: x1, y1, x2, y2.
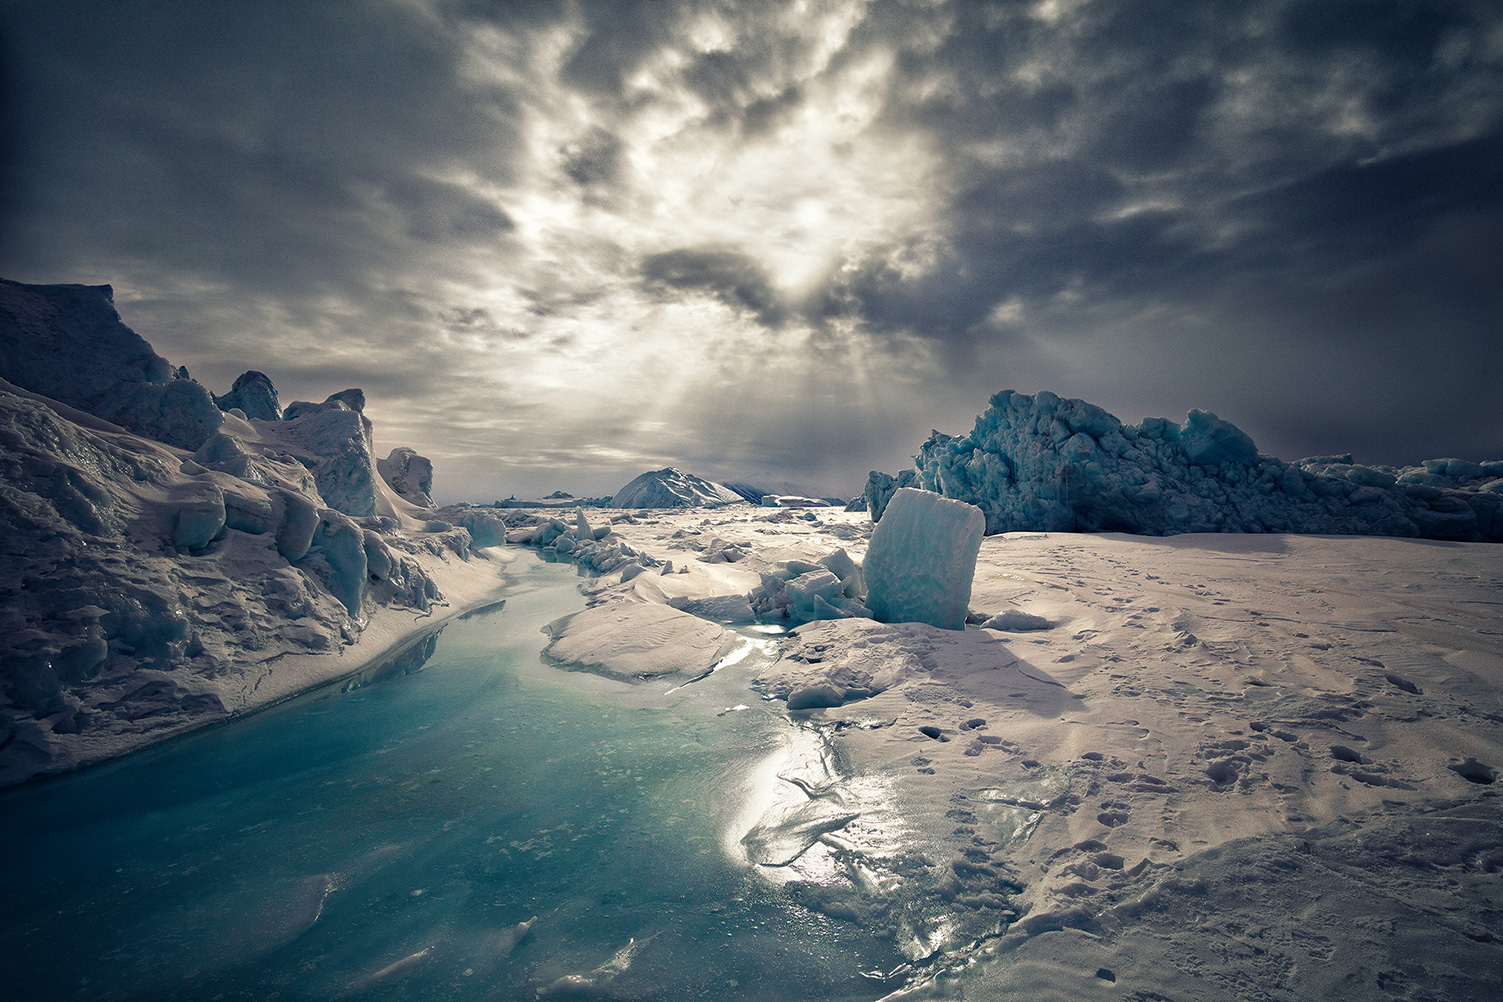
(864, 488, 985, 631)
(0, 278, 224, 450)
(868, 389, 1503, 541)
(610, 467, 745, 508)
(0, 282, 494, 786)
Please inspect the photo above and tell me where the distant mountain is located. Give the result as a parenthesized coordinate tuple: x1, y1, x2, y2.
(611, 468, 745, 508)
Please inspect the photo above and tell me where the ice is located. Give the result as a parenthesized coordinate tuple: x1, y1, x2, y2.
(541, 602, 736, 679)
(610, 467, 745, 508)
(863, 488, 984, 630)
(213, 370, 282, 421)
(868, 389, 1503, 541)
(748, 546, 871, 625)
(377, 446, 434, 507)
(0, 278, 223, 450)
(270, 390, 380, 517)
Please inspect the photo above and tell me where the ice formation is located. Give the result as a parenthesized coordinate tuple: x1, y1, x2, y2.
(271, 390, 381, 517)
(0, 279, 224, 450)
(377, 447, 435, 507)
(863, 488, 985, 630)
(869, 390, 1503, 541)
(213, 370, 281, 421)
(747, 547, 870, 625)
(0, 282, 493, 786)
(610, 467, 745, 508)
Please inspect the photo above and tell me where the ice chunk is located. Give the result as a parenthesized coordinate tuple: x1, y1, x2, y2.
(172, 490, 226, 550)
(542, 602, 736, 679)
(863, 488, 984, 630)
(213, 370, 281, 421)
(376, 447, 434, 507)
(272, 391, 378, 517)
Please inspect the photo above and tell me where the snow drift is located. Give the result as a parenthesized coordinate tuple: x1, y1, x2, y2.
(869, 389, 1503, 541)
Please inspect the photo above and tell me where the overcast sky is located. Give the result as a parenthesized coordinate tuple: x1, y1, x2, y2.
(1, 0, 1499, 502)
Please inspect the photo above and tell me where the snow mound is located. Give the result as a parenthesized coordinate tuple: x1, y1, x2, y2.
(541, 602, 736, 680)
(377, 447, 434, 507)
(872, 389, 1503, 541)
(864, 488, 985, 630)
(610, 467, 745, 508)
(0, 278, 223, 450)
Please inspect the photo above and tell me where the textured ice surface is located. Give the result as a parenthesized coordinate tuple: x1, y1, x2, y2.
(377, 446, 434, 507)
(874, 390, 1503, 540)
(213, 370, 281, 421)
(864, 488, 984, 630)
(0, 278, 223, 450)
(748, 547, 871, 626)
(270, 391, 380, 517)
(611, 467, 745, 508)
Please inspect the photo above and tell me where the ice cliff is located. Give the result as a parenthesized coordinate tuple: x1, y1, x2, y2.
(611, 467, 745, 508)
(869, 390, 1503, 541)
(0, 280, 493, 786)
(1, 279, 223, 450)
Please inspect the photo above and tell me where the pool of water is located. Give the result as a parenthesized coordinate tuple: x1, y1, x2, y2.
(0, 557, 913, 1001)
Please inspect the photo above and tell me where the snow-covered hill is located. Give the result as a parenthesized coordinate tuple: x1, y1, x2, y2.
(611, 467, 746, 507)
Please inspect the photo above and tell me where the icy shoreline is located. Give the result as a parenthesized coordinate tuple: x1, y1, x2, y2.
(506, 504, 1503, 999)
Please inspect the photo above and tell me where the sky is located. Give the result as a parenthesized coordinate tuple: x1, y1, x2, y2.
(1, 0, 1499, 503)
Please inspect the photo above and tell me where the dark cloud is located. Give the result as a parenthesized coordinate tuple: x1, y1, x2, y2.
(640, 246, 789, 328)
(0, 0, 1499, 501)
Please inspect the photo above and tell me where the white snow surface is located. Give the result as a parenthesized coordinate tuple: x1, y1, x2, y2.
(610, 467, 746, 508)
(863, 487, 985, 631)
(506, 504, 1503, 1000)
(883, 389, 1503, 541)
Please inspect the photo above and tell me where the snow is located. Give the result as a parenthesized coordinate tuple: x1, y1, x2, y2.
(863, 488, 985, 630)
(610, 467, 746, 508)
(875, 389, 1503, 541)
(542, 601, 736, 680)
(500, 504, 1502, 999)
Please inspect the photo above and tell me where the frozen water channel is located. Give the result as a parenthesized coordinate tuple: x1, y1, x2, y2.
(0, 558, 911, 1001)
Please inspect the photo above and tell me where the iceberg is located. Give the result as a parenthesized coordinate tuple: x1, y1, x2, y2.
(868, 389, 1503, 541)
(863, 488, 984, 630)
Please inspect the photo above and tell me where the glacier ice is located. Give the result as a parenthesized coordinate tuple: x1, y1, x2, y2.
(377, 447, 435, 507)
(610, 467, 745, 508)
(747, 547, 870, 625)
(0, 278, 223, 450)
(213, 370, 282, 421)
(868, 390, 1503, 542)
(863, 488, 984, 630)
(271, 391, 380, 518)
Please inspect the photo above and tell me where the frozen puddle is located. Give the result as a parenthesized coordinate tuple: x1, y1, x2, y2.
(0, 560, 914, 1002)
